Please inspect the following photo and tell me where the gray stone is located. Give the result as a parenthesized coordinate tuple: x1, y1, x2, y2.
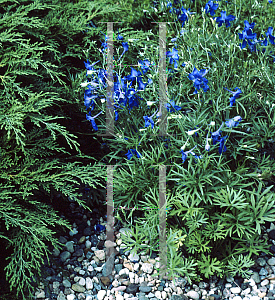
(60, 251, 71, 262)
(58, 236, 67, 244)
(259, 268, 268, 276)
(86, 251, 93, 259)
(57, 291, 66, 300)
(139, 286, 152, 293)
(74, 248, 84, 257)
(52, 248, 60, 257)
(102, 252, 115, 276)
(114, 264, 123, 273)
(65, 241, 74, 253)
(62, 279, 71, 288)
(256, 257, 266, 266)
(268, 257, 275, 266)
(36, 291, 45, 298)
(83, 226, 93, 236)
(71, 283, 85, 293)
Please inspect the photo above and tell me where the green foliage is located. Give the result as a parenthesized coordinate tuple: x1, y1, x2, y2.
(82, 0, 275, 285)
(0, 0, 121, 298)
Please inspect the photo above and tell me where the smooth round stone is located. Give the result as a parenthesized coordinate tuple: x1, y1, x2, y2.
(139, 286, 152, 293)
(97, 290, 106, 300)
(232, 296, 242, 300)
(71, 283, 85, 293)
(78, 277, 85, 286)
(261, 279, 269, 286)
(62, 279, 71, 288)
(230, 287, 241, 294)
(186, 290, 200, 300)
(78, 236, 86, 244)
(268, 257, 275, 266)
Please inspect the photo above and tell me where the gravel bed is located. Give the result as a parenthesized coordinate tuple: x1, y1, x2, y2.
(33, 197, 275, 300)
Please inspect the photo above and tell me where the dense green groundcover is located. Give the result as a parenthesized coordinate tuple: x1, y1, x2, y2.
(80, 0, 275, 288)
(1, 0, 275, 299)
(0, 0, 160, 299)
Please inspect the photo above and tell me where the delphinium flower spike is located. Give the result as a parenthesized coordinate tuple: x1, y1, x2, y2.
(86, 111, 103, 131)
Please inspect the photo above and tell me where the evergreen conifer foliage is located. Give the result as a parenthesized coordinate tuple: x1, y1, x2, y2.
(0, 0, 123, 298)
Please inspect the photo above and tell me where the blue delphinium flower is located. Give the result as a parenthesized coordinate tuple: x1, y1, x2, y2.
(238, 20, 263, 52)
(137, 77, 147, 91)
(125, 67, 142, 83)
(215, 11, 235, 27)
(178, 7, 196, 27)
(86, 111, 103, 131)
(166, 48, 179, 69)
(125, 149, 142, 160)
(224, 87, 242, 107)
(211, 122, 224, 144)
(269, 0, 273, 3)
(180, 145, 201, 163)
(219, 136, 228, 154)
(189, 151, 203, 162)
(143, 110, 158, 129)
(138, 59, 151, 74)
(117, 30, 124, 41)
(262, 27, 275, 45)
(188, 67, 210, 94)
(204, 0, 219, 16)
(165, 100, 182, 112)
(225, 116, 242, 128)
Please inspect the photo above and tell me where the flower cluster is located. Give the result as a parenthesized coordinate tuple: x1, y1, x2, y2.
(83, 22, 248, 164)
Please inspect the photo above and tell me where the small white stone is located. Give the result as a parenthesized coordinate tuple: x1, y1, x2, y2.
(67, 295, 75, 300)
(36, 291, 45, 299)
(88, 265, 94, 272)
(85, 240, 92, 248)
(232, 296, 242, 300)
(78, 278, 85, 286)
(268, 257, 275, 266)
(241, 287, 251, 295)
(161, 291, 167, 299)
(86, 277, 93, 290)
(230, 287, 241, 294)
(97, 290, 107, 300)
(261, 279, 269, 286)
(249, 278, 256, 286)
(134, 263, 139, 272)
(186, 290, 200, 300)
(155, 291, 162, 299)
(115, 294, 124, 300)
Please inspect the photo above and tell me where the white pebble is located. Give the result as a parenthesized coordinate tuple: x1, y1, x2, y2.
(232, 296, 242, 300)
(261, 279, 269, 286)
(97, 290, 106, 300)
(67, 295, 75, 300)
(155, 291, 161, 299)
(230, 287, 241, 294)
(186, 290, 200, 300)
